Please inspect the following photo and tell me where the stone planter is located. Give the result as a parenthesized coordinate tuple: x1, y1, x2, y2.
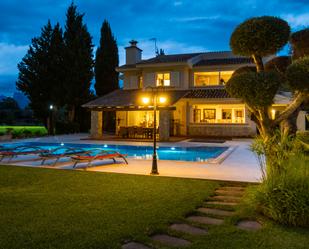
(0, 134, 12, 141)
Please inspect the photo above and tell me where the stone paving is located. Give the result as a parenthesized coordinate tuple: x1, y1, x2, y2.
(121, 185, 262, 248)
(169, 223, 208, 235)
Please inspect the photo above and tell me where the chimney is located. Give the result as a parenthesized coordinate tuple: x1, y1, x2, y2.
(125, 40, 142, 64)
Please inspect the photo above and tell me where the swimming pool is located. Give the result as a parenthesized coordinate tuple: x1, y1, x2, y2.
(2, 142, 229, 162)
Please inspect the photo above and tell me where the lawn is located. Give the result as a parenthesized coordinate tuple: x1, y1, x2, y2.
(0, 125, 47, 135)
(0, 166, 308, 249)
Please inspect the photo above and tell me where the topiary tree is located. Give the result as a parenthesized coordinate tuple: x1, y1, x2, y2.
(227, 16, 309, 140)
(230, 16, 290, 72)
(290, 28, 309, 60)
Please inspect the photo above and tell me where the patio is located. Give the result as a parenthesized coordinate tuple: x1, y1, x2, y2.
(2, 134, 261, 182)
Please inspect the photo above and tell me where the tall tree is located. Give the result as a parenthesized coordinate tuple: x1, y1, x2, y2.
(94, 20, 119, 96)
(63, 3, 93, 122)
(16, 21, 58, 123)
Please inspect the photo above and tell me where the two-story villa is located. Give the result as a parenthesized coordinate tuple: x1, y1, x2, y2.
(84, 40, 291, 141)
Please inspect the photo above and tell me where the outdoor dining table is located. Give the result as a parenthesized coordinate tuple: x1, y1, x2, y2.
(119, 126, 157, 139)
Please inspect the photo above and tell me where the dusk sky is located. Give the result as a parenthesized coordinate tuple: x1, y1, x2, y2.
(0, 0, 308, 96)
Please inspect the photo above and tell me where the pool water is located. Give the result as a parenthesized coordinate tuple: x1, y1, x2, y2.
(2, 142, 228, 162)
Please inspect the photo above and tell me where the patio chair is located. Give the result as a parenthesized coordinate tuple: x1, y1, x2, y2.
(0, 146, 48, 162)
(128, 126, 136, 138)
(39, 147, 86, 166)
(71, 149, 128, 169)
(119, 127, 128, 138)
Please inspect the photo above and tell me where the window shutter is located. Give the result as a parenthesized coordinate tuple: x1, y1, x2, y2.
(170, 71, 180, 87)
(144, 73, 155, 87)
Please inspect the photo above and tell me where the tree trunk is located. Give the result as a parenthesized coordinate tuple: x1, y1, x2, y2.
(274, 92, 308, 125)
(252, 54, 264, 72)
(68, 105, 75, 122)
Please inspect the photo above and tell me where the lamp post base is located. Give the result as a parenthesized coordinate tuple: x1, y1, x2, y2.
(151, 154, 159, 175)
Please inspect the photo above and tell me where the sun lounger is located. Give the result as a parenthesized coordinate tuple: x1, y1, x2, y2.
(0, 146, 48, 161)
(71, 149, 128, 168)
(39, 147, 86, 166)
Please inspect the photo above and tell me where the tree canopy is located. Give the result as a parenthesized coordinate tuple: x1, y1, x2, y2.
(230, 16, 290, 71)
(16, 21, 58, 122)
(94, 20, 119, 96)
(290, 28, 309, 59)
(63, 3, 94, 122)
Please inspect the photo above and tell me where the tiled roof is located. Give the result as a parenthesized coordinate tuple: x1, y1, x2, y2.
(137, 53, 202, 64)
(193, 57, 253, 67)
(117, 51, 253, 70)
(83, 89, 189, 108)
(183, 88, 231, 99)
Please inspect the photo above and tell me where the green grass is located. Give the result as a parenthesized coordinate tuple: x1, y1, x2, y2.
(0, 166, 308, 249)
(0, 126, 47, 136)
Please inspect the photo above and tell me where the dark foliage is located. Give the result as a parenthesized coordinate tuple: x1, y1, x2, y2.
(226, 71, 281, 108)
(265, 56, 292, 74)
(63, 3, 93, 123)
(230, 16, 290, 57)
(232, 66, 256, 76)
(286, 56, 309, 93)
(16, 21, 63, 123)
(290, 28, 309, 59)
(94, 20, 119, 96)
(0, 98, 21, 125)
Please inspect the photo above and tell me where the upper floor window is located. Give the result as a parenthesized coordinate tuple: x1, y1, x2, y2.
(156, 72, 170, 86)
(194, 71, 234, 86)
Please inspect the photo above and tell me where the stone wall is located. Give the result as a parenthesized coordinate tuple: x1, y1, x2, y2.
(188, 123, 256, 137)
(159, 110, 171, 141)
(90, 111, 103, 138)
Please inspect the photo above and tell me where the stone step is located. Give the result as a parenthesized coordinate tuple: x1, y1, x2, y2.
(236, 220, 262, 231)
(170, 223, 208, 235)
(215, 189, 244, 197)
(122, 242, 151, 249)
(151, 234, 191, 247)
(187, 215, 224, 225)
(197, 207, 235, 217)
(205, 201, 238, 206)
(217, 186, 245, 192)
(210, 195, 242, 202)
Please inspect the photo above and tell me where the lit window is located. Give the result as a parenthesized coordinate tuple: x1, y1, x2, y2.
(222, 109, 232, 122)
(156, 73, 170, 86)
(194, 72, 219, 86)
(234, 109, 244, 123)
(194, 71, 234, 86)
(202, 109, 216, 122)
(219, 71, 234, 85)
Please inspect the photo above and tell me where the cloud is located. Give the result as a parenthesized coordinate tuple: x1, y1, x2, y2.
(282, 13, 309, 28)
(170, 15, 221, 22)
(0, 43, 28, 75)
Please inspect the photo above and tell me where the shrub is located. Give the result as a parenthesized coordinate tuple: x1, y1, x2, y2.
(254, 154, 309, 227)
(23, 129, 33, 138)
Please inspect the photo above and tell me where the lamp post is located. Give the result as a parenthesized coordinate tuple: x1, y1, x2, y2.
(142, 88, 166, 175)
(49, 104, 54, 136)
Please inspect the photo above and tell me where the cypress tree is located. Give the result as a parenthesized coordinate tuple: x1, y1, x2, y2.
(16, 20, 59, 124)
(94, 20, 119, 96)
(63, 3, 93, 123)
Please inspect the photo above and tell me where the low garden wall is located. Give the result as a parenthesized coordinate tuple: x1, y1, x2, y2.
(188, 123, 256, 137)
